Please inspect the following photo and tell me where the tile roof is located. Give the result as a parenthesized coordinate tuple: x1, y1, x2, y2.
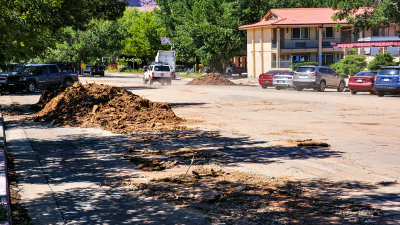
(239, 8, 370, 30)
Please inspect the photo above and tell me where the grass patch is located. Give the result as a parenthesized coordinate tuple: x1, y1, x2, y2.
(180, 73, 206, 78)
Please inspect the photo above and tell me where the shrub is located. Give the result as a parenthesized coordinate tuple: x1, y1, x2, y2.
(367, 52, 398, 71)
(330, 49, 367, 77)
(292, 61, 319, 70)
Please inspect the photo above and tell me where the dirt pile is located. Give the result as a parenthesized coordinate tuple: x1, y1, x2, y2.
(187, 73, 236, 86)
(33, 82, 184, 133)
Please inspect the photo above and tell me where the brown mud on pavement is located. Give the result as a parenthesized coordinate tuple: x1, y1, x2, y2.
(186, 73, 236, 86)
(33, 83, 184, 133)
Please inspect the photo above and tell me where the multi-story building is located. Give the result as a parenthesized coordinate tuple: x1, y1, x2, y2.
(239, 8, 400, 78)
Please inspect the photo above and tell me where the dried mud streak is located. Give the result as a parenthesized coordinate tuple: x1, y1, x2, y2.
(33, 82, 184, 133)
(187, 73, 236, 86)
(137, 169, 387, 224)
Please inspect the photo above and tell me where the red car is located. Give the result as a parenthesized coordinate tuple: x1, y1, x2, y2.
(259, 70, 288, 89)
(348, 71, 377, 95)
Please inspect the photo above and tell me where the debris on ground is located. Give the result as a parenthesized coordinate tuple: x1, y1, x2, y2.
(134, 167, 386, 224)
(33, 82, 184, 133)
(187, 73, 236, 86)
(293, 139, 330, 147)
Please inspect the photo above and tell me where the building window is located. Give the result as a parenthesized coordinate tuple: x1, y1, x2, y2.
(372, 27, 386, 36)
(292, 54, 309, 63)
(323, 27, 334, 38)
(322, 54, 334, 65)
(292, 27, 309, 39)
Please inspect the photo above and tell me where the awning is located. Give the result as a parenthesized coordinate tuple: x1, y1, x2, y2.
(331, 40, 400, 48)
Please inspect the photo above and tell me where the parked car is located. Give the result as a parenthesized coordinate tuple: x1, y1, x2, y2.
(82, 65, 92, 75)
(293, 66, 345, 92)
(143, 64, 172, 85)
(13, 64, 79, 92)
(226, 65, 246, 76)
(273, 71, 295, 90)
(0, 63, 24, 93)
(348, 71, 377, 95)
(90, 65, 105, 77)
(374, 66, 400, 97)
(259, 70, 288, 89)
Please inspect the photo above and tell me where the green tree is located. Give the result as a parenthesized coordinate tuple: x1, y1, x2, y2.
(122, 8, 169, 63)
(331, 49, 367, 77)
(0, 0, 127, 66)
(367, 52, 398, 71)
(36, 19, 126, 66)
(332, 0, 400, 34)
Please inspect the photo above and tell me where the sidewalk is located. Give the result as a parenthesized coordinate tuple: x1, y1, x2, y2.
(4, 113, 209, 224)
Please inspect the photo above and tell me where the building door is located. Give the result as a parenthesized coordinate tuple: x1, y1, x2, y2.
(280, 28, 285, 49)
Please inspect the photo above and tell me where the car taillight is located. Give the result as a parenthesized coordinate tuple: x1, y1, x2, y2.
(152, 72, 154, 76)
(294, 72, 298, 76)
(77, 72, 79, 76)
(311, 72, 318, 76)
(374, 76, 377, 82)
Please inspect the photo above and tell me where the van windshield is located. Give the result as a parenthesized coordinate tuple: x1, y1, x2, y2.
(296, 67, 315, 72)
(378, 68, 400, 75)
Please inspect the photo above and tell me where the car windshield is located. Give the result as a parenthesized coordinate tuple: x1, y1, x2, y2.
(378, 68, 400, 75)
(19, 66, 39, 75)
(355, 72, 375, 77)
(4, 65, 22, 72)
(296, 67, 315, 72)
(155, 66, 170, 71)
(267, 70, 284, 74)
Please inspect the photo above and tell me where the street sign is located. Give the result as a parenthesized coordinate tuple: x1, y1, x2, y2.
(161, 38, 171, 45)
(81, 63, 86, 69)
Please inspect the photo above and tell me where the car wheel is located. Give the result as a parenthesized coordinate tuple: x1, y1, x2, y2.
(275, 86, 281, 90)
(143, 76, 148, 84)
(63, 78, 73, 86)
(100, 73, 104, 77)
(376, 91, 384, 97)
(261, 85, 268, 89)
(295, 87, 303, 91)
(350, 90, 357, 95)
(369, 90, 376, 95)
(149, 77, 153, 85)
(317, 81, 326, 92)
(26, 81, 36, 93)
(337, 81, 345, 92)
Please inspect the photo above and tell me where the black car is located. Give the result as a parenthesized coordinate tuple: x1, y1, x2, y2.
(0, 63, 24, 93)
(90, 65, 105, 77)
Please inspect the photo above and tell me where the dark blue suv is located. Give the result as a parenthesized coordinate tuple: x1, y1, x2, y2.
(374, 66, 400, 97)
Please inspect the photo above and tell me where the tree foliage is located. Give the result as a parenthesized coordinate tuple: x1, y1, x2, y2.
(330, 49, 367, 77)
(367, 52, 398, 71)
(122, 8, 170, 63)
(155, 0, 335, 72)
(0, 0, 127, 66)
(332, 0, 400, 34)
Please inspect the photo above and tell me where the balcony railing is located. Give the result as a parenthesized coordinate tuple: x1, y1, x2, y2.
(272, 39, 342, 49)
(271, 60, 293, 69)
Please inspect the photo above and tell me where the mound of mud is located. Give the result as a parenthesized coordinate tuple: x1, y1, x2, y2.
(187, 73, 235, 86)
(33, 83, 183, 133)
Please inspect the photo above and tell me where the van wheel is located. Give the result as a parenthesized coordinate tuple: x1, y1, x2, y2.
(317, 81, 326, 92)
(261, 85, 268, 89)
(275, 86, 281, 90)
(295, 87, 303, 91)
(350, 90, 357, 95)
(143, 77, 148, 84)
(337, 81, 345, 92)
(26, 81, 36, 93)
(376, 91, 384, 97)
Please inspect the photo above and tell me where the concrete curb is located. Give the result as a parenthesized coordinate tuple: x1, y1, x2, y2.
(0, 114, 10, 224)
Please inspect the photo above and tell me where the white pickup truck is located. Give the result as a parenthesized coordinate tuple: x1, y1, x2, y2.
(143, 64, 172, 85)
